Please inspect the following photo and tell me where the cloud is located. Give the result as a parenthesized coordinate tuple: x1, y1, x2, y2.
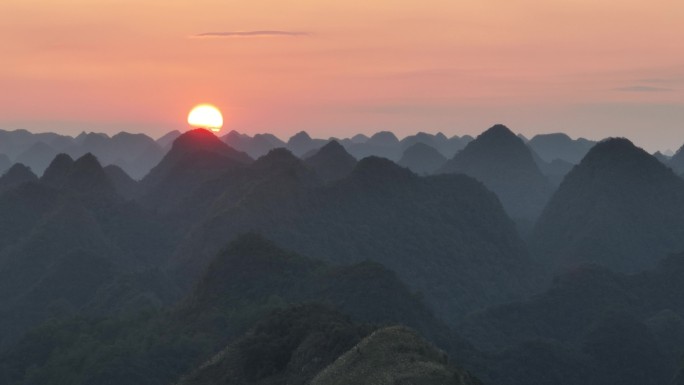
(613, 85, 674, 92)
(192, 31, 311, 38)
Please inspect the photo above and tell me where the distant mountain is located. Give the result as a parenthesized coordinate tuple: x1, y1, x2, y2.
(156, 130, 182, 150)
(344, 131, 401, 160)
(0, 154, 10, 174)
(528, 133, 596, 163)
(531, 150, 575, 188)
(398, 142, 447, 174)
(653, 151, 671, 164)
(69, 132, 164, 180)
(367, 131, 399, 147)
(0, 129, 72, 159)
(140, 129, 252, 212)
(223, 130, 286, 158)
(0, 129, 164, 180)
(15, 141, 58, 176)
(176, 155, 537, 323)
(311, 326, 483, 385)
(399, 132, 471, 158)
(304, 140, 357, 182)
(440, 124, 552, 221)
(670, 144, 684, 174)
(532, 138, 684, 273)
(0, 163, 38, 192)
(41, 153, 74, 186)
(287, 131, 327, 157)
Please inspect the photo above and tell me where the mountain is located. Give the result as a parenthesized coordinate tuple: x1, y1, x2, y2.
(367, 131, 399, 147)
(654, 151, 671, 164)
(40, 153, 75, 186)
(532, 138, 684, 273)
(311, 326, 483, 385)
(287, 131, 326, 157)
(0, 129, 47, 159)
(345, 131, 402, 160)
(140, 129, 252, 212)
(0, 163, 38, 192)
(178, 304, 373, 385)
(156, 130, 182, 150)
(670, 144, 684, 174)
(0, 154, 10, 174)
(460, 252, 684, 385)
(0, 234, 469, 384)
(176, 156, 537, 323)
(15, 141, 58, 176)
(440, 124, 552, 221)
(532, 151, 575, 188)
(0, 154, 177, 349)
(103, 164, 140, 200)
(398, 142, 447, 174)
(223, 130, 286, 158)
(528, 133, 596, 164)
(304, 140, 357, 182)
(70, 132, 164, 179)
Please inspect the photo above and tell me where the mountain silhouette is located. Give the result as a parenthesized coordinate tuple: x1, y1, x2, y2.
(670, 144, 684, 174)
(140, 129, 252, 211)
(59, 153, 116, 198)
(15, 141, 58, 176)
(398, 142, 447, 174)
(223, 130, 286, 158)
(653, 151, 671, 164)
(287, 131, 326, 157)
(0, 163, 38, 192)
(367, 131, 399, 147)
(440, 124, 552, 221)
(532, 138, 684, 272)
(156, 130, 182, 150)
(528, 133, 596, 163)
(304, 140, 357, 182)
(104, 164, 140, 200)
(41, 153, 75, 186)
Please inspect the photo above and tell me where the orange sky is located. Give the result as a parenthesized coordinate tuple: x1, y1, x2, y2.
(1, 0, 683, 151)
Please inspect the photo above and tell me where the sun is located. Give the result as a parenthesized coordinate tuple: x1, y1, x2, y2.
(188, 104, 224, 133)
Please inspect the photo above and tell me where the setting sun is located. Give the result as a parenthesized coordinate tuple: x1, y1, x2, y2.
(188, 104, 224, 133)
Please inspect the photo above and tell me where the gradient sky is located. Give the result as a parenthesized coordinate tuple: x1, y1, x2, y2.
(1, 0, 683, 151)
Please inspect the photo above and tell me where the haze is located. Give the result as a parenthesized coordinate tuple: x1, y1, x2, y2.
(1, 0, 683, 151)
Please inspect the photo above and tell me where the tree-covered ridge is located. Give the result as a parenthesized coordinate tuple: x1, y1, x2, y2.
(459, 251, 684, 385)
(0, 234, 470, 385)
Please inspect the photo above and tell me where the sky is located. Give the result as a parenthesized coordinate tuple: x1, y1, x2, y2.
(1, 0, 683, 151)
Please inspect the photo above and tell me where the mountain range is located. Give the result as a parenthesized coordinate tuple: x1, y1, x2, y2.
(1, 125, 684, 385)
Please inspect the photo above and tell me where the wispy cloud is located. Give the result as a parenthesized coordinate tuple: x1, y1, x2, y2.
(192, 31, 311, 39)
(613, 85, 674, 92)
